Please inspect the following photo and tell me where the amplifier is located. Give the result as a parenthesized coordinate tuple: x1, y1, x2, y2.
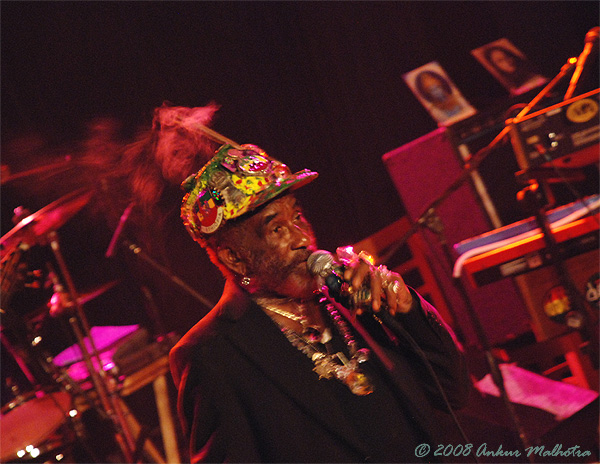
(382, 128, 531, 347)
(508, 89, 599, 170)
(515, 247, 599, 342)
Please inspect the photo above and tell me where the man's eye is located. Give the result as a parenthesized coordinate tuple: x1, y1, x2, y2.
(272, 225, 282, 233)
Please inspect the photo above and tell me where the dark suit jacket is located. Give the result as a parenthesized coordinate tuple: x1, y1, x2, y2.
(170, 280, 470, 463)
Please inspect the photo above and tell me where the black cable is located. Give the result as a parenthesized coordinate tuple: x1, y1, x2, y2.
(321, 288, 478, 463)
(375, 309, 478, 463)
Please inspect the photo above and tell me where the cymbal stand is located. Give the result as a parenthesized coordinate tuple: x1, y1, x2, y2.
(26, 308, 99, 412)
(46, 230, 137, 463)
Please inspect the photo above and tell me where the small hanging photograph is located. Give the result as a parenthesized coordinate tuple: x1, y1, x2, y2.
(471, 38, 548, 96)
(403, 61, 477, 126)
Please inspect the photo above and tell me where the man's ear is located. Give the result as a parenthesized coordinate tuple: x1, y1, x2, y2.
(217, 247, 247, 276)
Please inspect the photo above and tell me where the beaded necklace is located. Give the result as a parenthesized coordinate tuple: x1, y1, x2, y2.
(262, 301, 374, 396)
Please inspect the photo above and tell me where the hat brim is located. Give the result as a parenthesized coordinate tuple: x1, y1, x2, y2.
(246, 169, 318, 215)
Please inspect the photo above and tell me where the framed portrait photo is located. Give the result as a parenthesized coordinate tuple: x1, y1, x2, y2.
(471, 38, 548, 96)
(403, 61, 477, 126)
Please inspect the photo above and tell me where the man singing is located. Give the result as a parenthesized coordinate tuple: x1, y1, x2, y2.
(169, 138, 470, 462)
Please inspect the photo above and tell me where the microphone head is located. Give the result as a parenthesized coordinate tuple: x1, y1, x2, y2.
(307, 250, 336, 277)
(585, 26, 599, 43)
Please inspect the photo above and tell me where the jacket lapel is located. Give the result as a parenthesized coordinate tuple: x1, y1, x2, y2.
(225, 302, 371, 458)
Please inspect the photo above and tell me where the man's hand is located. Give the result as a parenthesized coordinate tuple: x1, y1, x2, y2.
(337, 247, 413, 316)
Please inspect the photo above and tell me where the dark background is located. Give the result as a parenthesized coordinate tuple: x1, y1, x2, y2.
(2, 1, 598, 344)
(2, 3, 599, 461)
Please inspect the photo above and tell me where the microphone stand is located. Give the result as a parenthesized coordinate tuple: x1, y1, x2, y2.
(122, 240, 215, 311)
(417, 206, 534, 459)
(517, 185, 598, 367)
(383, 57, 578, 262)
(104, 204, 214, 312)
(564, 26, 599, 100)
(379, 58, 579, 461)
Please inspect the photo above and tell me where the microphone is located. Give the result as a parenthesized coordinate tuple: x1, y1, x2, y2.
(308, 249, 399, 371)
(564, 26, 599, 100)
(308, 250, 348, 299)
(307, 250, 373, 309)
(105, 202, 135, 258)
(308, 249, 418, 363)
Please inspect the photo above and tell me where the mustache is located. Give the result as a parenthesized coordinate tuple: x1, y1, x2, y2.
(297, 248, 313, 263)
(251, 247, 313, 278)
(294, 248, 316, 270)
(276, 248, 314, 277)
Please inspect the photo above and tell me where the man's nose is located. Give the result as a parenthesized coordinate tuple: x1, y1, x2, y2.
(290, 223, 310, 248)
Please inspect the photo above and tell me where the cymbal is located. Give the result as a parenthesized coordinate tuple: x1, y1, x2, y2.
(1, 188, 93, 253)
(26, 280, 120, 324)
(1, 157, 74, 186)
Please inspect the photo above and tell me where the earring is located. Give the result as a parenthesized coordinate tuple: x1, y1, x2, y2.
(241, 276, 251, 287)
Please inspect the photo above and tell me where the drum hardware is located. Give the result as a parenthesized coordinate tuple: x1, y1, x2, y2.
(52, 325, 142, 373)
(24, 278, 120, 328)
(2, 322, 87, 463)
(1, 189, 182, 462)
(0, 390, 76, 463)
(1, 242, 27, 308)
(1, 327, 45, 393)
(48, 277, 120, 318)
(1, 299, 100, 462)
(0, 188, 94, 255)
(3, 376, 28, 411)
(27, 329, 100, 417)
(1, 243, 49, 390)
(77, 280, 120, 305)
(19, 320, 113, 464)
(0, 190, 142, 462)
(3, 290, 106, 446)
(36, 357, 106, 463)
(45, 229, 138, 462)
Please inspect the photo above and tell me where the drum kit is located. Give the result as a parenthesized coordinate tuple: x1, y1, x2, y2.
(0, 185, 153, 463)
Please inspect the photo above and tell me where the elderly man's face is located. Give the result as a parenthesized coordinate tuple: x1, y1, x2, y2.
(225, 194, 319, 299)
(490, 49, 517, 74)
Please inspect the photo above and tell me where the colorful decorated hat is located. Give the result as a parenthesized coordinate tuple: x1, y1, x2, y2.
(181, 144, 318, 241)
